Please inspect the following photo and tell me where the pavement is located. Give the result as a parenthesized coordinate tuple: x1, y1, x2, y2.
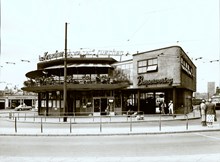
(0, 108, 220, 136)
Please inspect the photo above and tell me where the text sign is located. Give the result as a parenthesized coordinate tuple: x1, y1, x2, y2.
(137, 76, 173, 86)
(39, 49, 126, 61)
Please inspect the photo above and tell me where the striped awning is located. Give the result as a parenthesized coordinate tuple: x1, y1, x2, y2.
(45, 63, 111, 70)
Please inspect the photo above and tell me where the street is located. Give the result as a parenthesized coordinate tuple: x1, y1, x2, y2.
(0, 109, 220, 161)
(0, 132, 220, 161)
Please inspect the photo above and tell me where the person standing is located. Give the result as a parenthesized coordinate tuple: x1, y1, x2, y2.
(161, 102, 167, 114)
(168, 100, 174, 115)
(200, 100, 207, 126)
(206, 99, 216, 127)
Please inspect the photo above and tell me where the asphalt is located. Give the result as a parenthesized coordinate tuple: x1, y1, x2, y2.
(0, 109, 220, 136)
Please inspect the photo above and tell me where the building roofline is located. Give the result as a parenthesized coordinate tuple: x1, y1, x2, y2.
(133, 45, 183, 56)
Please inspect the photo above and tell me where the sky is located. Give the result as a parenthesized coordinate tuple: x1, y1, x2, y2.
(0, 0, 219, 92)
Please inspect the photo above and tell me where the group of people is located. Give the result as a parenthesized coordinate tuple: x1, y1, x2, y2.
(159, 100, 174, 115)
(200, 99, 217, 127)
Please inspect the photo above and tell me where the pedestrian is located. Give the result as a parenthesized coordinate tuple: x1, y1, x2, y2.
(158, 101, 162, 114)
(168, 100, 174, 115)
(206, 98, 216, 127)
(200, 99, 207, 126)
(105, 104, 109, 116)
(161, 101, 167, 114)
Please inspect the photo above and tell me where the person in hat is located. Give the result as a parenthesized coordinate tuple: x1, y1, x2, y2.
(200, 99, 207, 126)
(206, 98, 216, 127)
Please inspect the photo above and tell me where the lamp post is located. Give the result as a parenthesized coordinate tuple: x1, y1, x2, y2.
(63, 22, 68, 122)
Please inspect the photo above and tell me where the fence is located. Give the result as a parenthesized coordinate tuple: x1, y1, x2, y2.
(0, 110, 202, 134)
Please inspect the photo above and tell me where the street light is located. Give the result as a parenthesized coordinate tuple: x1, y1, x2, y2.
(210, 59, 219, 63)
(5, 62, 15, 65)
(195, 57, 203, 61)
(21, 59, 30, 63)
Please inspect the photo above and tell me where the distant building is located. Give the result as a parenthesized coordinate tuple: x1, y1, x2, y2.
(207, 82, 215, 98)
(0, 89, 37, 109)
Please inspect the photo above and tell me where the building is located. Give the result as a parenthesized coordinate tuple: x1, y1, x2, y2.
(207, 82, 215, 98)
(22, 46, 196, 116)
(0, 89, 37, 109)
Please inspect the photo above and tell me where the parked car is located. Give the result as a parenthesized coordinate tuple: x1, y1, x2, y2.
(211, 95, 220, 110)
(14, 105, 32, 111)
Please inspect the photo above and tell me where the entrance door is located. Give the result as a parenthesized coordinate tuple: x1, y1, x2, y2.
(101, 98, 107, 115)
(0, 100, 5, 109)
(93, 98, 108, 116)
(93, 98, 101, 116)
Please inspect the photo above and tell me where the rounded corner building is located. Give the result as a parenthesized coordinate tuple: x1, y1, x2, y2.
(22, 45, 196, 116)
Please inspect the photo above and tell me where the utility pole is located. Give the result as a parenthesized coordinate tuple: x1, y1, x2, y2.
(63, 22, 68, 122)
(219, 0, 220, 88)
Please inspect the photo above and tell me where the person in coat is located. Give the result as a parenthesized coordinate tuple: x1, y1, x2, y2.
(206, 98, 216, 127)
(200, 99, 207, 126)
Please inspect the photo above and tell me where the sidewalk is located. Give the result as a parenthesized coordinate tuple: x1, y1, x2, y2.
(0, 109, 220, 136)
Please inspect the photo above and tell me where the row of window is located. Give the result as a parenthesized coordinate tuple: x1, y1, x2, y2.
(137, 58, 158, 74)
(137, 57, 194, 76)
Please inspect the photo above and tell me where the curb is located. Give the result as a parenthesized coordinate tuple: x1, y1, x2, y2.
(1, 128, 219, 137)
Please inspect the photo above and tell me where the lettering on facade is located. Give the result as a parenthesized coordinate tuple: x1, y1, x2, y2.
(137, 76, 173, 86)
(39, 49, 126, 61)
(39, 52, 64, 61)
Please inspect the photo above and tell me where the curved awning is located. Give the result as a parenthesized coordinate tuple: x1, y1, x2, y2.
(22, 83, 129, 92)
(26, 64, 112, 79)
(25, 70, 48, 79)
(44, 63, 111, 70)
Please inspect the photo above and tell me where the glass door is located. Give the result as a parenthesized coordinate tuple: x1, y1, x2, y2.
(93, 98, 100, 116)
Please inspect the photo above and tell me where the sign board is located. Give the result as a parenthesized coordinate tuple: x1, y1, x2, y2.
(39, 49, 127, 62)
(137, 76, 173, 86)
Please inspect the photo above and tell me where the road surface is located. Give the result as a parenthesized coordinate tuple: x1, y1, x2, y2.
(0, 131, 220, 161)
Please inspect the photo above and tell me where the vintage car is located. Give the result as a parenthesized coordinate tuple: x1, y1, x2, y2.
(14, 105, 32, 111)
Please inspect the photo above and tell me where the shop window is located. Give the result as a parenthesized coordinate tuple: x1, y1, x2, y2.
(40, 93, 46, 99)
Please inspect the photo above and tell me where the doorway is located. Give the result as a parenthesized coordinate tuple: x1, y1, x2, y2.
(93, 97, 113, 116)
(100, 98, 107, 115)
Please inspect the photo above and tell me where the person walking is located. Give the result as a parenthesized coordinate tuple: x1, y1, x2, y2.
(206, 98, 216, 127)
(200, 99, 207, 126)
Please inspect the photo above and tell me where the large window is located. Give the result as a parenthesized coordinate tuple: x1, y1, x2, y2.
(112, 61, 133, 84)
(138, 58, 158, 74)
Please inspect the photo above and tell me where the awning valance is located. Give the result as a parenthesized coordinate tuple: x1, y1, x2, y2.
(45, 63, 111, 70)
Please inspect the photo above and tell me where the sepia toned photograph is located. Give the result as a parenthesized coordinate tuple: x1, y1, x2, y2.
(0, 0, 220, 161)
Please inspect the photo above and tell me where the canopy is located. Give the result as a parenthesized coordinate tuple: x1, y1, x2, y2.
(45, 63, 111, 70)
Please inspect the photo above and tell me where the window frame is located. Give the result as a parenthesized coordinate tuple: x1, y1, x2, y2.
(138, 58, 158, 74)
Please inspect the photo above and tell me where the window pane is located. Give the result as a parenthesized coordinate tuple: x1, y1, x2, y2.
(147, 65, 158, 71)
(148, 58, 157, 65)
(138, 67, 147, 73)
(148, 59, 153, 65)
(138, 61, 147, 67)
